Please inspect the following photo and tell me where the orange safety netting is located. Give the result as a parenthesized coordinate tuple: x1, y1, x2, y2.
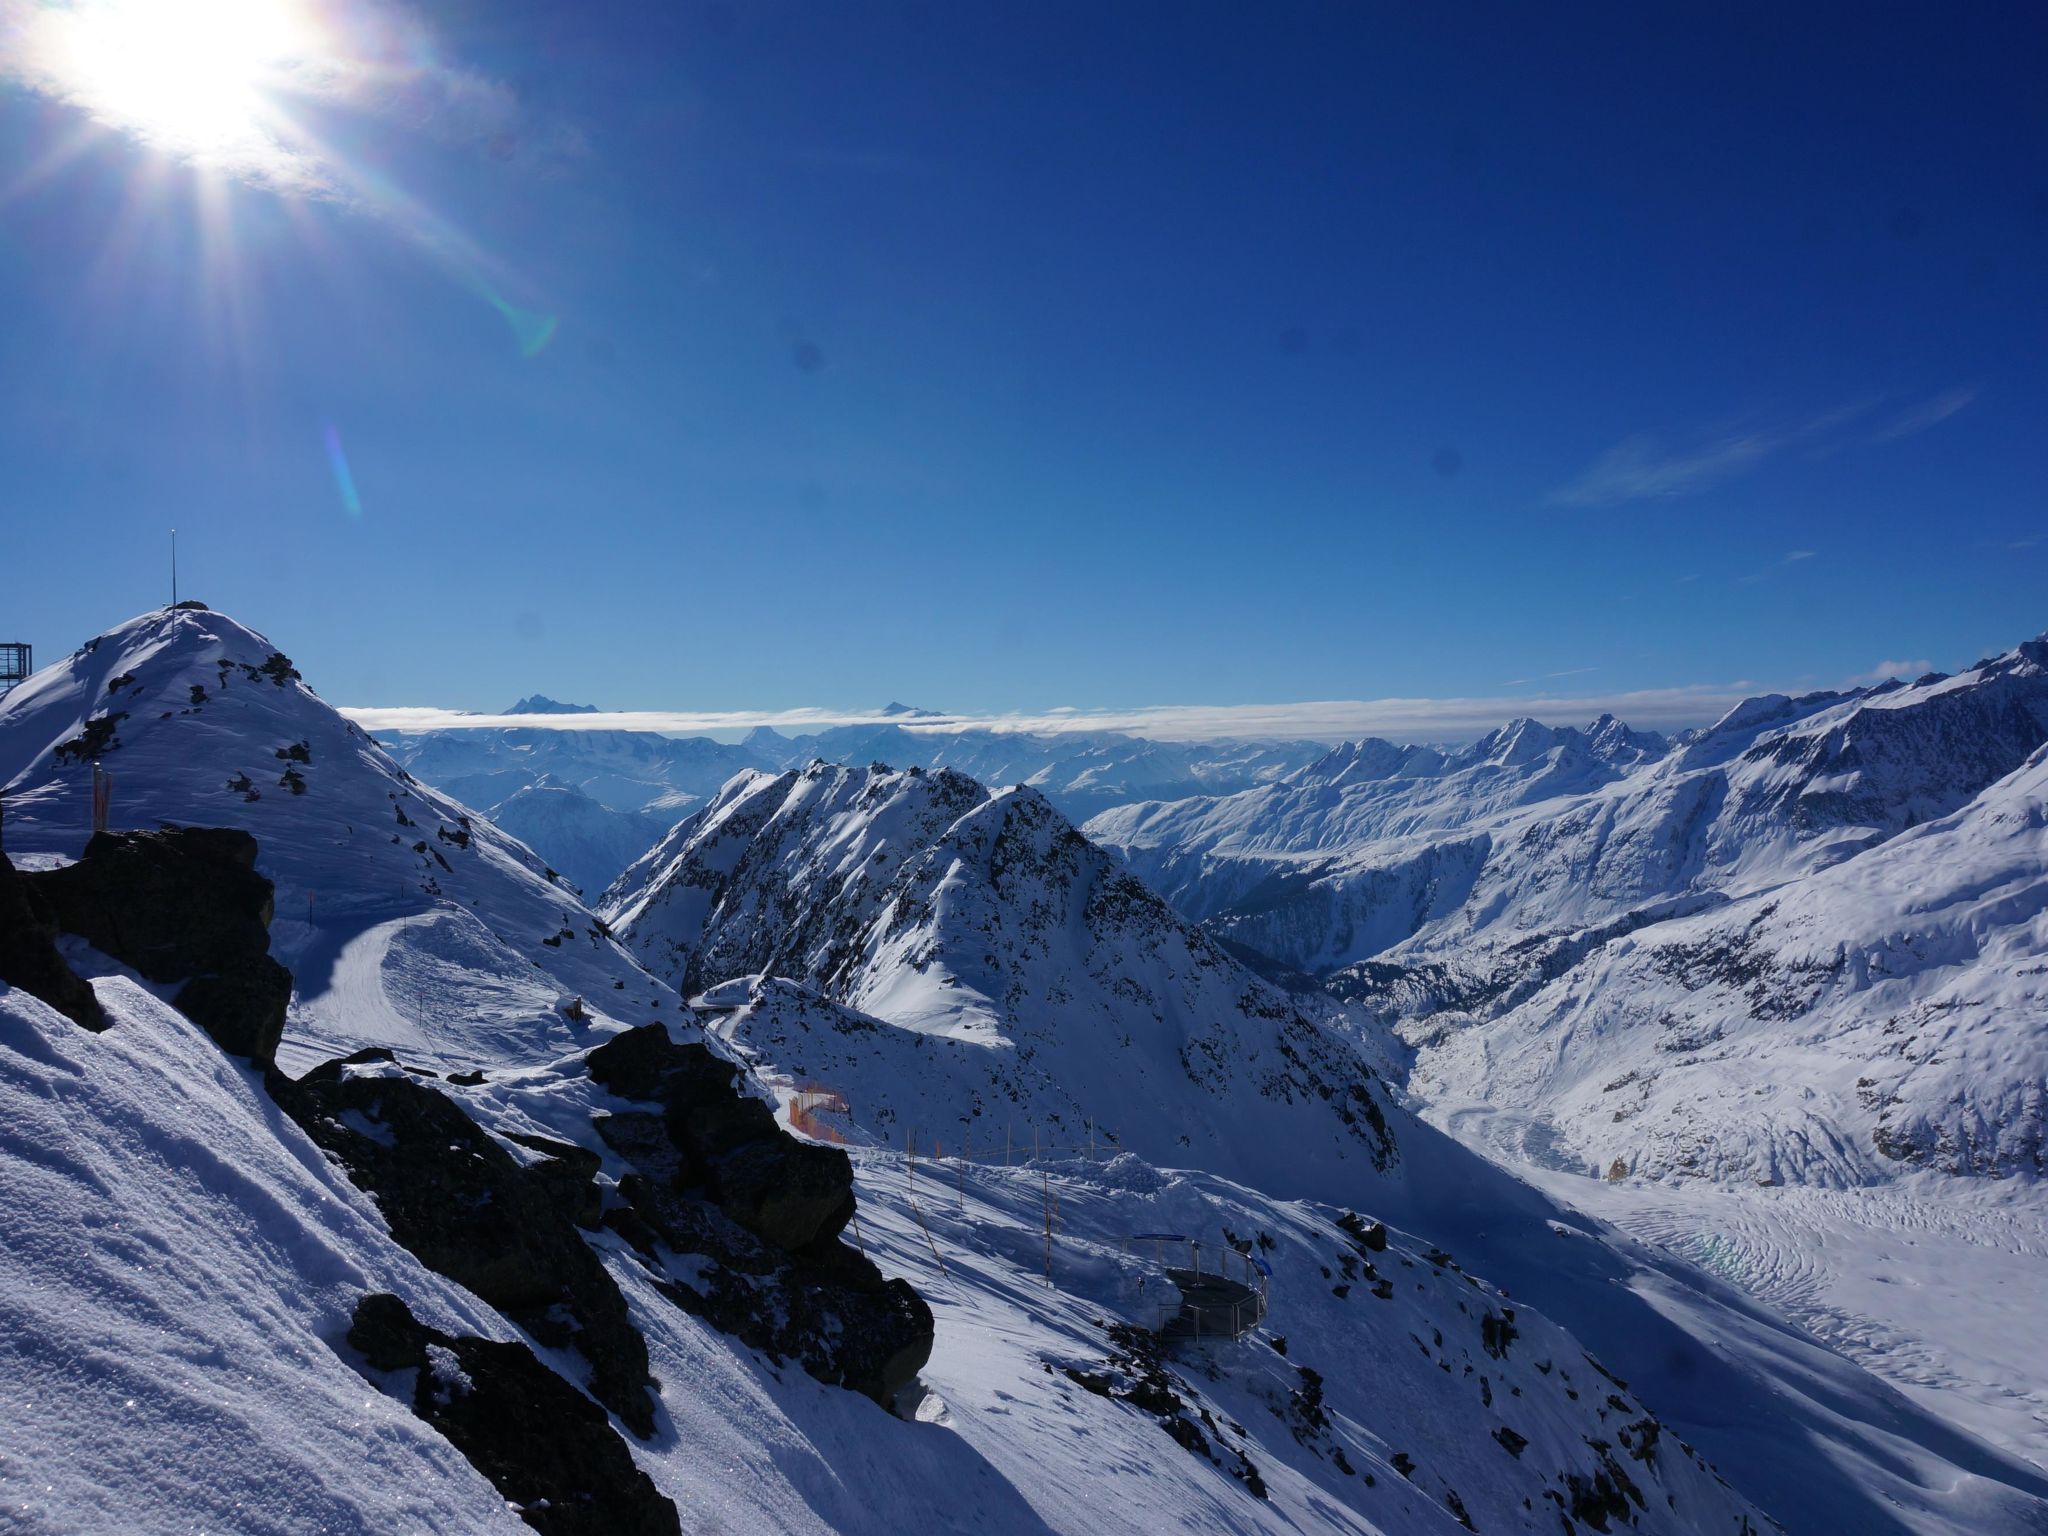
(788, 1082, 850, 1144)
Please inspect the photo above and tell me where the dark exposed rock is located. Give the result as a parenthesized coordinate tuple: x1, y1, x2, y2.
(588, 1025, 855, 1252)
(1066, 1322, 1267, 1497)
(1336, 1210, 1388, 1251)
(0, 854, 104, 1030)
(175, 962, 294, 1060)
(347, 1293, 678, 1536)
(586, 1024, 931, 1406)
(271, 1055, 656, 1436)
(1480, 1307, 1519, 1360)
(53, 711, 127, 763)
(24, 828, 287, 1062)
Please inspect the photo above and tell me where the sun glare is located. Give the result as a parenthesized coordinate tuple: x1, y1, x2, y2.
(44, 0, 326, 166)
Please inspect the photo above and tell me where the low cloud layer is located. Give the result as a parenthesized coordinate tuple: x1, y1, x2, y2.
(341, 682, 1770, 746)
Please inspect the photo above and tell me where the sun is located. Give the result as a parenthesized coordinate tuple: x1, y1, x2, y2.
(42, 0, 326, 165)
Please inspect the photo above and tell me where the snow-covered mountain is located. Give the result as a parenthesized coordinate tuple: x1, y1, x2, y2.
(1083, 634, 2048, 1471)
(1079, 638, 2048, 1191)
(486, 777, 675, 900)
(753, 720, 1328, 819)
(1403, 733, 2048, 1185)
(0, 606, 677, 1066)
(1089, 640, 2048, 980)
(7, 608, 2048, 1536)
(387, 707, 1327, 828)
(597, 757, 2048, 1532)
(601, 763, 1402, 1203)
(381, 708, 759, 819)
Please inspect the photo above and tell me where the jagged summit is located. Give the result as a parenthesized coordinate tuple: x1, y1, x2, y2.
(504, 693, 601, 714)
(603, 760, 1401, 1202)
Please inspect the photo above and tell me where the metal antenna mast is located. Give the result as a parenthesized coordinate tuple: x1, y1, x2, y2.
(171, 528, 178, 607)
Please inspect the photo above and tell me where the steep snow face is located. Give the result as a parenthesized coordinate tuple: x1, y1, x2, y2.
(1405, 740, 2048, 1188)
(1090, 640, 2048, 975)
(485, 777, 675, 900)
(0, 608, 678, 1067)
(606, 764, 1401, 1203)
(0, 982, 533, 1535)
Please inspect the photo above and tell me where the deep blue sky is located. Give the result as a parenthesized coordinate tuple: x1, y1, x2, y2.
(2, 1, 2043, 727)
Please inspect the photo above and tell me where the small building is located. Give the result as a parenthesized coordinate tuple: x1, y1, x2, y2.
(0, 642, 29, 698)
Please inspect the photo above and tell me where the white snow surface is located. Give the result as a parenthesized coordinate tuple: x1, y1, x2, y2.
(4, 609, 2048, 1535)
(0, 607, 683, 1070)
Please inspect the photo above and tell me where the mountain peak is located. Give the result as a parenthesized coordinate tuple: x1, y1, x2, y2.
(505, 694, 600, 715)
(879, 701, 942, 718)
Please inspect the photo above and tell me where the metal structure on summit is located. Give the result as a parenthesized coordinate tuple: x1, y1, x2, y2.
(0, 642, 29, 699)
(1130, 1232, 1270, 1342)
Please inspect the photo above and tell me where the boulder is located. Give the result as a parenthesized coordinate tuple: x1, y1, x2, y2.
(0, 854, 104, 1031)
(587, 1024, 932, 1406)
(347, 1293, 679, 1536)
(26, 827, 285, 1062)
(273, 1055, 656, 1436)
(588, 1024, 853, 1252)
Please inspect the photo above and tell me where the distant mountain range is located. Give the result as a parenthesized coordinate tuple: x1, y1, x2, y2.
(1085, 636, 2048, 1187)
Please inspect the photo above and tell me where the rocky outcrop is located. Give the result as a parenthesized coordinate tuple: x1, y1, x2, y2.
(25, 827, 289, 1062)
(587, 1025, 855, 1250)
(347, 1293, 679, 1536)
(588, 1023, 933, 1406)
(271, 1051, 657, 1437)
(0, 853, 104, 1030)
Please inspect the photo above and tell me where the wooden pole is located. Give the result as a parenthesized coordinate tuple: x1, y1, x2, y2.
(1042, 1167, 1053, 1287)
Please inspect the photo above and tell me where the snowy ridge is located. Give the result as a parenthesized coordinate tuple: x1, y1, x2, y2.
(1404, 737, 2048, 1187)
(1088, 640, 2048, 977)
(603, 762, 1402, 1203)
(0, 607, 680, 1067)
(390, 709, 1327, 826)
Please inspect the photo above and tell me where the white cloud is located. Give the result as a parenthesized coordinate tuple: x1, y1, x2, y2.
(1551, 388, 1974, 509)
(339, 683, 1767, 746)
(1869, 386, 1979, 444)
(1739, 548, 1822, 584)
(1548, 430, 1781, 507)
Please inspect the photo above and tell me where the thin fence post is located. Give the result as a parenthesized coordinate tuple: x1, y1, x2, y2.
(1042, 1166, 1054, 1287)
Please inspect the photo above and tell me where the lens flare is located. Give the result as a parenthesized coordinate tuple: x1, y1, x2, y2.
(482, 287, 559, 358)
(323, 421, 363, 517)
